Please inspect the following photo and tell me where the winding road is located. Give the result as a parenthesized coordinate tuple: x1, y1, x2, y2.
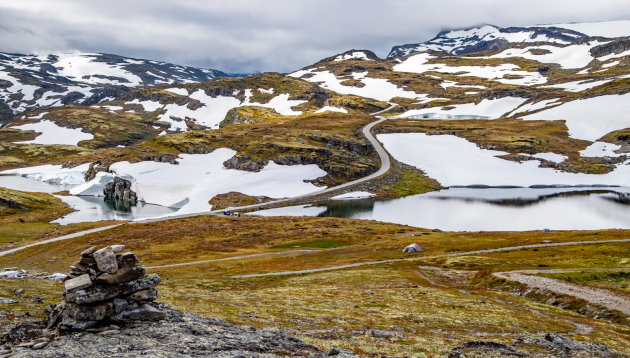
(0, 106, 395, 257)
(229, 238, 630, 278)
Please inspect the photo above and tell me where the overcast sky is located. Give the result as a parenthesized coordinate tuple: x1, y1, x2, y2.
(1, 0, 629, 73)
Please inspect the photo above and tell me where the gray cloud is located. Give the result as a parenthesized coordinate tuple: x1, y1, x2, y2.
(0, 0, 628, 73)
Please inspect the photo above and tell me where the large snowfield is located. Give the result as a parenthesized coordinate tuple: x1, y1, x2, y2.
(378, 133, 630, 187)
(521, 93, 630, 141)
(393, 53, 547, 86)
(124, 89, 306, 130)
(1, 150, 327, 220)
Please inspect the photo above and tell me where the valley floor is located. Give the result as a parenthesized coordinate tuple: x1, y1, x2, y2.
(1, 215, 629, 356)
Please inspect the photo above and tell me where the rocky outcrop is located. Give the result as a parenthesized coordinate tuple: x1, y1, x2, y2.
(219, 106, 281, 128)
(223, 155, 269, 172)
(4, 304, 363, 358)
(44, 245, 161, 332)
(448, 333, 623, 357)
(103, 177, 137, 204)
(84, 160, 110, 182)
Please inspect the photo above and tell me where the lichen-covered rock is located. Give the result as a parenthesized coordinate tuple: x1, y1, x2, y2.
(9, 305, 344, 358)
(93, 266, 145, 285)
(64, 274, 161, 305)
(92, 247, 117, 274)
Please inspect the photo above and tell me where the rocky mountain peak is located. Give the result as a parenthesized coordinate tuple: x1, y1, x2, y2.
(388, 24, 587, 58)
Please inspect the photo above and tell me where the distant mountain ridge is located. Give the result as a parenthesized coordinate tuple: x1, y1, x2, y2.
(0, 51, 227, 121)
(388, 25, 587, 58)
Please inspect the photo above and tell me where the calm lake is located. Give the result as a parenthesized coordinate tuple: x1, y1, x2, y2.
(252, 187, 630, 231)
(0, 175, 175, 224)
(3, 174, 630, 230)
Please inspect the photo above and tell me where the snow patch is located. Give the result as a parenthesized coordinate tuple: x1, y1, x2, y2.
(394, 53, 546, 85)
(331, 191, 375, 200)
(0, 164, 90, 186)
(334, 51, 372, 62)
(315, 106, 348, 114)
(522, 93, 630, 141)
(165, 87, 189, 96)
(11, 120, 94, 146)
(399, 97, 527, 119)
(580, 142, 624, 158)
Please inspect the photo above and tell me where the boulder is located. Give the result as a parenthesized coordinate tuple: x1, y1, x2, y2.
(93, 266, 146, 285)
(63, 274, 92, 293)
(103, 177, 137, 204)
(93, 247, 117, 274)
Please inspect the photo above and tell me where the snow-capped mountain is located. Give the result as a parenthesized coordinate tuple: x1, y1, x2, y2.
(0, 52, 227, 121)
(388, 25, 587, 58)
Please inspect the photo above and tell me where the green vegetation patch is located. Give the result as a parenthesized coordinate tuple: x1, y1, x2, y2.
(275, 239, 347, 249)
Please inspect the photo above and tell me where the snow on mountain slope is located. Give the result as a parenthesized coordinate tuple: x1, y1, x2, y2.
(487, 40, 606, 69)
(388, 25, 586, 57)
(398, 97, 527, 119)
(521, 93, 630, 141)
(0, 51, 227, 120)
(541, 21, 630, 38)
(11, 120, 94, 145)
(378, 133, 630, 187)
(290, 68, 434, 101)
(123, 88, 307, 131)
(392, 52, 547, 85)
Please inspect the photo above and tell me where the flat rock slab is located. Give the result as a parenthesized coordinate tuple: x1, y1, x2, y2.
(80, 246, 97, 257)
(93, 247, 117, 274)
(94, 266, 145, 285)
(65, 274, 161, 305)
(63, 274, 92, 293)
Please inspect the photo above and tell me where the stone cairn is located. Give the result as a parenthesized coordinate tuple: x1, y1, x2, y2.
(44, 245, 164, 331)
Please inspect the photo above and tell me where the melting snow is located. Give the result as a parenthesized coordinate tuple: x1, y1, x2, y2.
(291, 69, 431, 102)
(393, 53, 547, 85)
(0, 164, 90, 186)
(11, 120, 94, 146)
(334, 52, 372, 62)
(489, 42, 603, 69)
(127, 99, 163, 112)
(378, 133, 630, 187)
(540, 79, 612, 92)
(165, 88, 189, 96)
(580, 142, 625, 158)
(399, 97, 527, 119)
(522, 93, 630, 141)
(331, 191, 375, 200)
(54, 53, 142, 86)
(71, 149, 327, 216)
(315, 106, 348, 114)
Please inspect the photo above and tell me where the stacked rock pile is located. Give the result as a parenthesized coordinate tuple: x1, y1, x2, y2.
(44, 245, 164, 331)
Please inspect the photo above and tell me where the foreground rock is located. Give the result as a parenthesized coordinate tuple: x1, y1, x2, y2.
(44, 245, 162, 331)
(4, 304, 361, 358)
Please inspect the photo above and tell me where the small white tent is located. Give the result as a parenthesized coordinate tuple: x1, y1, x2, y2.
(403, 243, 423, 253)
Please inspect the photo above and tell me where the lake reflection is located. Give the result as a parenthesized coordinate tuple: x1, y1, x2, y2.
(0, 175, 175, 224)
(252, 187, 630, 231)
